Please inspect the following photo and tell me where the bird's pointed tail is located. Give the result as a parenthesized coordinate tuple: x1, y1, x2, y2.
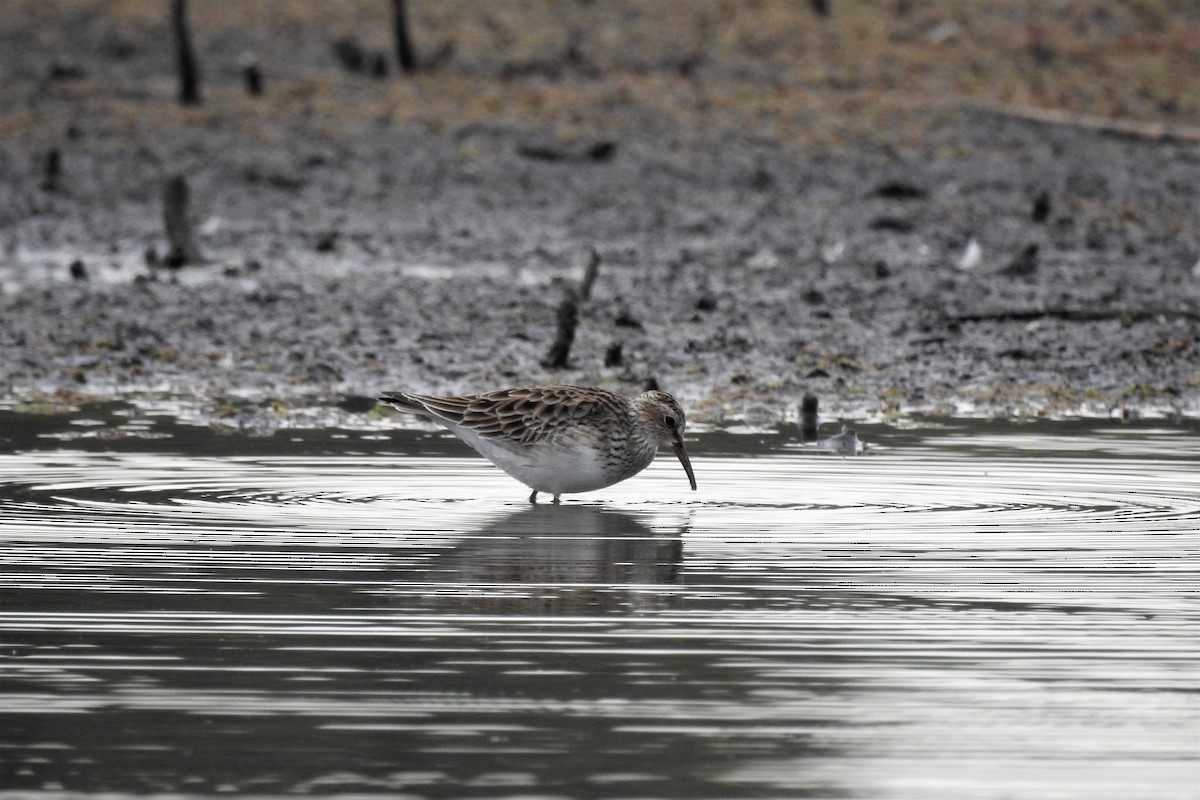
(378, 392, 427, 414)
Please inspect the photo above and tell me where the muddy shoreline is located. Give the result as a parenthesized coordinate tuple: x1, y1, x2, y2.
(2, 8, 1198, 428)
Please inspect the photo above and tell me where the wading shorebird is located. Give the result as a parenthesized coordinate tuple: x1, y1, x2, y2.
(378, 385, 697, 503)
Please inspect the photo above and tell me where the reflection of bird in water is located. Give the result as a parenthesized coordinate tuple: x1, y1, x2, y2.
(378, 385, 697, 503)
(818, 425, 865, 456)
(426, 505, 685, 614)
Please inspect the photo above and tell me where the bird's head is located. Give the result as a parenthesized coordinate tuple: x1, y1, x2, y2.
(634, 390, 697, 490)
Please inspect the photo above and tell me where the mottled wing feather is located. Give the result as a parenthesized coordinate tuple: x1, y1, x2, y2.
(381, 386, 620, 447)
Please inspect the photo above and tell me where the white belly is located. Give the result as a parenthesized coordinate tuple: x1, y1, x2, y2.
(453, 428, 650, 495)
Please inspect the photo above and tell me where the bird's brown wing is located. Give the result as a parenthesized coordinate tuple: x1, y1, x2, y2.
(380, 386, 618, 446)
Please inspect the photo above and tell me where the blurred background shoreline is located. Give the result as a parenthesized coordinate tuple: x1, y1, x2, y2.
(1, 1, 1197, 425)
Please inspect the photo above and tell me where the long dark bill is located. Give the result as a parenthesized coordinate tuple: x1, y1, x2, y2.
(671, 438, 698, 490)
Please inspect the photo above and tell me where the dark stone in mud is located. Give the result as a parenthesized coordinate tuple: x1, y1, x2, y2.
(332, 37, 368, 73)
(998, 348, 1038, 360)
(517, 144, 567, 162)
(1001, 243, 1040, 278)
(330, 38, 389, 78)
(243, 165, 305, 191)
(47, 60, 86, 81)
(1031, 189, 1052, 223)
(587, 141, 616, 162)
(337, 395, 379, 414)
(873, 181, 927, 200)
(370, 53, 389, 78)
(868, 216, 915, 233)
(314, 231, 339, 252)
(614, 310, 643, 330)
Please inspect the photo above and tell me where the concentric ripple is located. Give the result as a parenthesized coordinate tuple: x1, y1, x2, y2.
(1, 420, 1197, 799)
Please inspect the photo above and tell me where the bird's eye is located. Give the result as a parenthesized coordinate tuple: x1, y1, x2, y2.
(664, 415, 677, 429)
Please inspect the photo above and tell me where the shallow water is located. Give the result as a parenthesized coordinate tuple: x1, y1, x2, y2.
(1, 409, 1197, 799)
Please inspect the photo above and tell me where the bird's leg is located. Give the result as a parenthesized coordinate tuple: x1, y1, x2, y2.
(529, 489, 538, 504)
(552, 494, 561, 505)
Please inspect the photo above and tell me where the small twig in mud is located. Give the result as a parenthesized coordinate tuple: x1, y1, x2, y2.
(517, 140, 616, 163)
(954, 308, 1200, 324)
(171, 0, 201, 105)
(162, 174, 203, 267)
(542, 249, 604, 368)
(578, 247, 602, 301)
(965, 101, 1200, 144)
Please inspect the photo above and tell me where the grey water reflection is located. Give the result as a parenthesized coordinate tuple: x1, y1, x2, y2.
(422, 505, 685, 614)
(0, 409, 1197, 799)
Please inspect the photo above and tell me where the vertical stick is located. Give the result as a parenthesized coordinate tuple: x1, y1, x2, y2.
(243, 62, 263, 96)
(41, 148, 62, 191)
(172, 0, 202, 105)
(391, 0, 417, 74)
(578, 247, 601, 301)
(800, 393, 820, 443)
(163, 174, 203, 266)
(541, 291, 579, 369)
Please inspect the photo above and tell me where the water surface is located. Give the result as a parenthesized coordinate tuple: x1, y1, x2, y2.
(1, 409, 1197, 799)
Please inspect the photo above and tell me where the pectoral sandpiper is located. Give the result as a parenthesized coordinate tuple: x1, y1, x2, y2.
(379, 385, 697, 503)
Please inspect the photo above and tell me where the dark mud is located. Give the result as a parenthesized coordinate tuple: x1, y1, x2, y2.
(2, 12, 1198, 427)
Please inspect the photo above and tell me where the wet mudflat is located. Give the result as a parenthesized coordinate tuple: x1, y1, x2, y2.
(4, 6, 1200, 422)
(1, 412, 1196, 799)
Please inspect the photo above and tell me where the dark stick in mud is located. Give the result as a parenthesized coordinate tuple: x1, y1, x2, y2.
(162, 174, 203, 266)
(578, 247, 602, 302)
(543, 250, 603, 368)
(41, 148, 61, 191)
(391, 0, 417, 73)
(541, 291, 579, 369)
(800, 393, 820, 443)
(243, 62, 263, 96)
(171, 0, 201, 105)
